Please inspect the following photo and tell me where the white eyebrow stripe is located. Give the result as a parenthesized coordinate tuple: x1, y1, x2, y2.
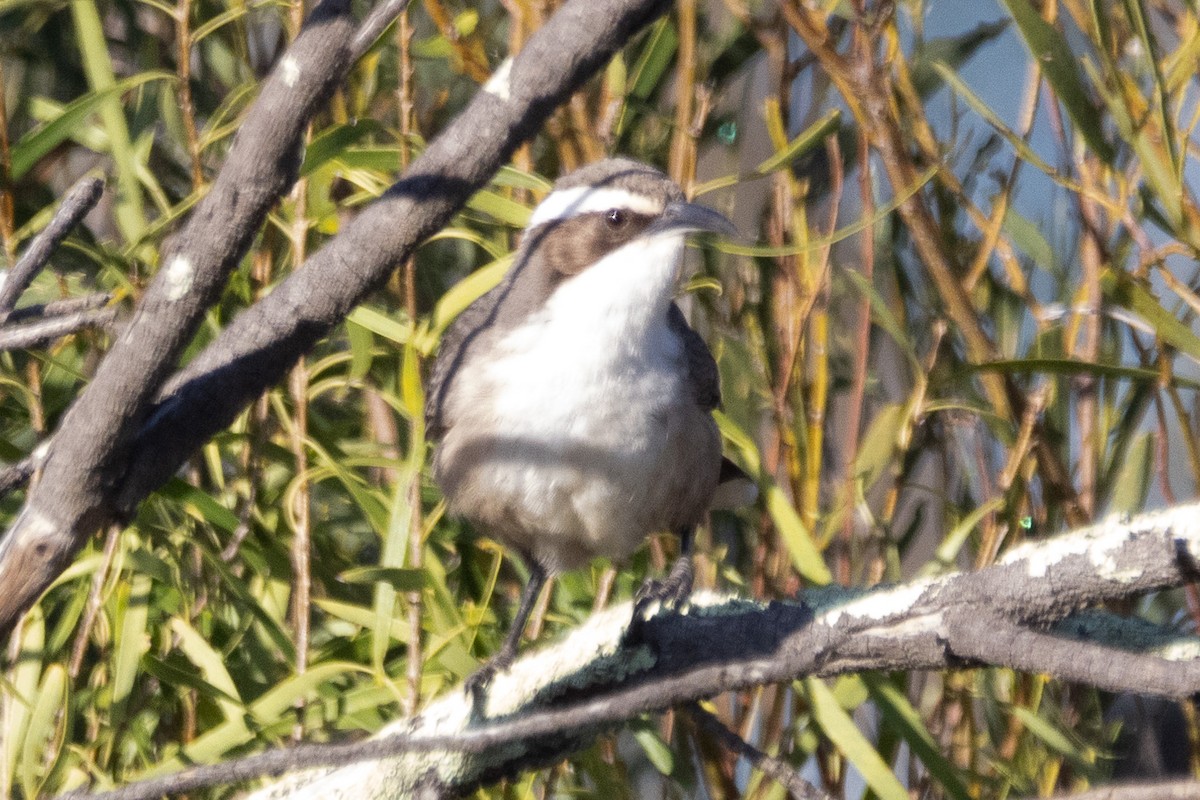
(528, 186, 663, 228)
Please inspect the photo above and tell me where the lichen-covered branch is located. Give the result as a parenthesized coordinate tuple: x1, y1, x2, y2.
(1037, 779, 1200, 800)
(62, 503, 1200, 800)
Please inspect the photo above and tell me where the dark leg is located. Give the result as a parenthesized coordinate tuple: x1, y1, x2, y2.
(464, 557, 548, 694)
(633, 526, 695, 618)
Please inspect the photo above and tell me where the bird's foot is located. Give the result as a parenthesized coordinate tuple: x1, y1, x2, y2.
(463, 648, 516, 702)
(632, 555, 694, 621)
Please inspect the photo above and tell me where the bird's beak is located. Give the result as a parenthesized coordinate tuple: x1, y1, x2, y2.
(650, 201, 738, 239)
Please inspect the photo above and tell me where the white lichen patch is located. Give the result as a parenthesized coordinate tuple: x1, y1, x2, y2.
(483, 58, 513, 101)
(484, 600, 641, 718)
(1158, 638, 1200, 662)
(999, 504, 1200, 583)
(18, 506, 58, 540)
(31, 439, 51, 463)
(245, 675, 479, 800)
(163, 256, 194, 301)
(280, 55, 301, 88)
(817, 578, 938, 628)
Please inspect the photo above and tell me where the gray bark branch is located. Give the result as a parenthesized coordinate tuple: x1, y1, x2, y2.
(0, 0, 410, 638)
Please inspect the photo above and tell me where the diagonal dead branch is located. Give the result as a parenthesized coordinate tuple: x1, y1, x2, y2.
(112, 0, 674, 516)
(0, 0, 672, 643)
(0, 0, 413, 639)
(350, 0, 412, 58)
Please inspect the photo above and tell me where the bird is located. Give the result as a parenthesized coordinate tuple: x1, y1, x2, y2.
(425, 157, 746, 687)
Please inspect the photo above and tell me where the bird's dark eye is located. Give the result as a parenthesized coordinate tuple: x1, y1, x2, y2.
(605, 208, 627, 227)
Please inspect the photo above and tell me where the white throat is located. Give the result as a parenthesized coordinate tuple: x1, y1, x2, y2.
(541, 230, 686, 336)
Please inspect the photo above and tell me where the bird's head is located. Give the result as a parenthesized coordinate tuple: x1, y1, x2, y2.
(519, 159, 735, 292)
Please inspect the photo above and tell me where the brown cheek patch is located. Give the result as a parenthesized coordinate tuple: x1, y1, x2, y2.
(536, 212, 656, 278)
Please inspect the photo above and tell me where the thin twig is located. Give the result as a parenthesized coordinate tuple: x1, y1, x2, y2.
(5, 292, 112, 324)
(686, 703, 832, 800)
(0, 57, 16, 266)
(350, 0, 413, 60)
(0, 177, 104, 320)
(0, 306, 118, 351)
(68, 524, 122, 677)
(0, 455, 36, 498)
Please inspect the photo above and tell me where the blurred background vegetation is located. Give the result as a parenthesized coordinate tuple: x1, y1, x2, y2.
(0, 0, 1198, 796)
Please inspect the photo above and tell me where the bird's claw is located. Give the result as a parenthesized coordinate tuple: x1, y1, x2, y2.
(463, 649, 515, 701)
(632, 555, 694, 621)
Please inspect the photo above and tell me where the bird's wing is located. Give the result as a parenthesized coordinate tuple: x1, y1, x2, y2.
(424, 285, 506, 439)
(667, 302, 720, 411)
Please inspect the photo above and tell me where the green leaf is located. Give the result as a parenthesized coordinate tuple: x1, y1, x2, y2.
(313, 597, 411, 642)
(806, 677, 908, 800)
(755, 109, 841, 176)
(170, 617, 244, 721)
(910, 20, 1009, 98)
(1103, 270, 1200, 364)
(200, 548, 297, 662)
(717, 411, 831, 585)
(70, 0, 148, 239)
(1011, 707, 1080, 758)
(1000, 0, 1113, 163)
(864, 674, 973, 800)
(20, 664, 67, 800)
(3, 608, 43, 785)
(145, 662, 369, 775)
(301, 120, 386, 177)
(10, 73, 169, 180)
(632, 723, 675, 775)
(970, 358, 1200, 390)
(615, 18, 678, 138)
(841, 269, 920, 372)
(346, 316, 376, 380)
(111, 572, 152, 708)
(347, 306, 415, 347)
(1002, 208, 1059, 273)
(375, 458, 422, 670)
(157, 477, 241, 534)
(141, 654, 244, 707)
(695, 110, 842, 196)
(852, 402, 905, 490)
(1107, 431, 1152, 513)
(919, 498, 1004, 578)
(467, 189, 531, 228)
(714, 165, 938, 258)
(628, 17, 677, 100)
(429, 256, 512, 344)
(338, 566, 424, 591)
(935, 62, 1083, 196)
